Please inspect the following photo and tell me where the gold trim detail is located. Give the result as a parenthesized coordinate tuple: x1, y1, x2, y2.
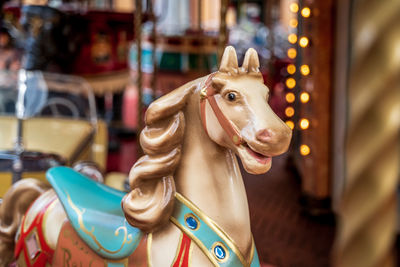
(249, 236, 255, 265)
(147, 233, 153, 267)
(211, 242, 229, 263)
(175, 192, 249, 267)
(232, 135, 240, 144)
(41, 198, 58, 249)
(184, 213, 200, 231)
(171, 217, 219, 267)
(66, 192, 133, 254)
(200, 88, 208, 99)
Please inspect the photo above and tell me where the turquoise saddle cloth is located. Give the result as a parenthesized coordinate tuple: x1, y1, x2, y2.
(47, 166, 143, 260)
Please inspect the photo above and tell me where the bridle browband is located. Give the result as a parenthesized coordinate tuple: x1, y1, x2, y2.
(200, 73, 243, 146)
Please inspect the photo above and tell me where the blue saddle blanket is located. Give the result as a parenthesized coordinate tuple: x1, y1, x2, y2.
(47, 166, 143, 260)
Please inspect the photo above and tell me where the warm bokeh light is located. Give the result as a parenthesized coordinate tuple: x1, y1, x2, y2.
(300, 92, 310, 103)
(287, 48, 297, 59)
(285, 107, 295, 117)
(286, 78, 296, 89)
(287, 64, 296, 74)
(301, 7, 311, 18)
(299, 37, 309, 47)
(289, 19, 298, 28)
(288, 34, 297, 44)
(290, 3, 299, 13)
(300, 64, 310, 76)
(285, 120, 294, 130)
(300, 144, 311, 156)
(300, 118, 310, 129)
(286, 93, 295, 103)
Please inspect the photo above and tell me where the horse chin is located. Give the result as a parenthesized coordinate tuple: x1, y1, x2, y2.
(236, 145, 272, 175)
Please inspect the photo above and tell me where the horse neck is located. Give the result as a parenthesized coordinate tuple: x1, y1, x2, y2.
(173, 88, 253, 256)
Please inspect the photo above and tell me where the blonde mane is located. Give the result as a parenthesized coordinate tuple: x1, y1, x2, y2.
(122, 80, 199, 232)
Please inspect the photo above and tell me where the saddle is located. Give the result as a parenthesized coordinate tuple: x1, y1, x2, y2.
(47, 167, 143, 261)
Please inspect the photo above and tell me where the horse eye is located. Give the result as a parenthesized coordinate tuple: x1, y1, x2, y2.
(227, 92, 236, 101)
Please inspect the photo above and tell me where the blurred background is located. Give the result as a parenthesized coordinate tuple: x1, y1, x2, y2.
(0, 0, 399, 266)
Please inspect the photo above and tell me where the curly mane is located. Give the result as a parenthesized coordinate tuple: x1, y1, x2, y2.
(122, 80, 199, 232)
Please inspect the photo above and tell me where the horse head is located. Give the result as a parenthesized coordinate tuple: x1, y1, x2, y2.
(201, 46, 292, 174)
(123, 46, 292, 234)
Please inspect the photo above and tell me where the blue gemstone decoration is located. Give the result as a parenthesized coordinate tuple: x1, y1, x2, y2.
(185, 215, 198, 230)
(214, 245, 226, 260)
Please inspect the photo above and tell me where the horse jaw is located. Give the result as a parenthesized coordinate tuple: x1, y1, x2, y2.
(235, 144, 272, 174)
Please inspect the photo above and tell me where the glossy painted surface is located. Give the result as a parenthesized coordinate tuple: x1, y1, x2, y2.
(14, 191, 58, 266)
(47, 166, 143, 260)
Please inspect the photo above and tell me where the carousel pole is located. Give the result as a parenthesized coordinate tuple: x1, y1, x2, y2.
(149, 0, 157, 101)
(217, 0, 228, 64)
(334, 0, 400, 266)
(135, 0, 143, 155)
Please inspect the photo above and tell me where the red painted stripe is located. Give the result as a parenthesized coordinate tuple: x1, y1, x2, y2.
(15, 197, 56, 266)
(172, 233, 192, 267)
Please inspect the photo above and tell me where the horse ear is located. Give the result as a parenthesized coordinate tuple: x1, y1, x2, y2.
(242, 48, 260, 73)
(219, 46, 239, 74)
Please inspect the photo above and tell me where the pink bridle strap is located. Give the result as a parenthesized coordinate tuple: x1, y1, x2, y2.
(200, 73, 243, 146)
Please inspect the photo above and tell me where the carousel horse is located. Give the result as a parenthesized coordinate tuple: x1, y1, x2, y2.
(0, 46, 292, 267)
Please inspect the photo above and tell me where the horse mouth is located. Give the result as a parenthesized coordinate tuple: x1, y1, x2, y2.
(242, 143, 271, 165)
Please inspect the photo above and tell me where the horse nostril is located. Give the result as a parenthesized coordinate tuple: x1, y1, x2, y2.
(256, 129, 272, 143)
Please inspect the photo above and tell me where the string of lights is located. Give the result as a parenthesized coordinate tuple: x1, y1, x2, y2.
(285, 1, 312, 157)
(284, 1, 299, 131)
(298, 3, 311, 156)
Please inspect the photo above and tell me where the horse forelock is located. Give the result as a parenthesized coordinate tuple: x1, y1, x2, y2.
(145, 81, 199, 125)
